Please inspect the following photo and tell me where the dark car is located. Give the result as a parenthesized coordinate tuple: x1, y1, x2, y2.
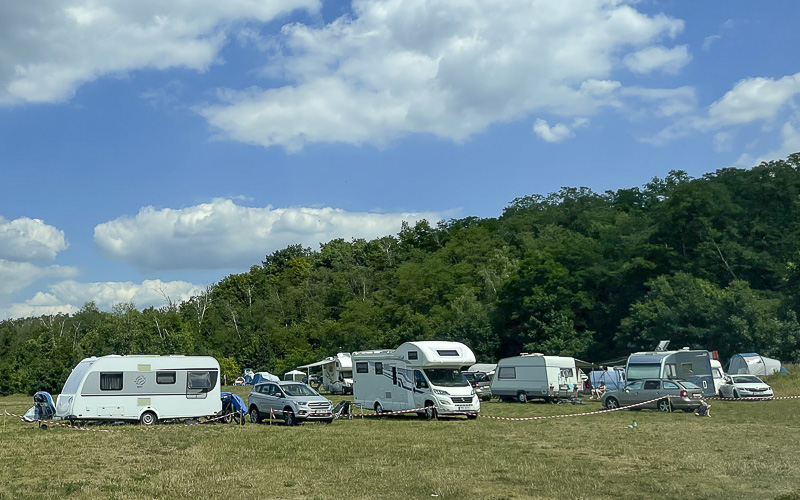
(463, 371, 493, 401)
(602, 379, 704, 412)
(248, 381, 333, 425)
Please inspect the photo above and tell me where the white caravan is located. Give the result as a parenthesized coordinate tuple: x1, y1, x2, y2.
(352, 341, 480, 419)
(490, 354, 580, 403)
(54, 355, 221, 425)
(297, 353, 354, 394)
(626, 347, 715, 397)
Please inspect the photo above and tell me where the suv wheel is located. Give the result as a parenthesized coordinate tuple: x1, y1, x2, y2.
(283, 408, 297, 426)
(249, 406, 261, 424)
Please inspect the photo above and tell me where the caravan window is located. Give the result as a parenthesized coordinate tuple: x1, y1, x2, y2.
(560, 368, 574, 379)
(375, 362, 383, 375)
(187, 371, 217, 392)
(681, 363, 694, 375)
(100, 373, 123, 391)
(436, 350, 459, 356)
(626, 364, 660, 380)
(356, 362, 368, 374)
(408, 351, 418, 360)
(498, 367, 516, 379)
(156, 371, 176, 384)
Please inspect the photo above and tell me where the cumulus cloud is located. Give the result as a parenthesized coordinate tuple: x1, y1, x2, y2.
(0, 259, 79, 295)
(2, 279, 204, 320)
(623, 45, 691, 74)
(0, 0, 319, 105)
(198, 0, 685, 151)
(533, 117, 589, 143)
(0, 215, 68, 261)
(94, 198, 442, 271)
(621, 86, 697, 118)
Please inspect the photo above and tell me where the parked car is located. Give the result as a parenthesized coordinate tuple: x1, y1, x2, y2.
(248, 381, 334, 425)
(463, 371, 493, 401)
(602, 379, 705, 412)
(718, 374, 773, 399)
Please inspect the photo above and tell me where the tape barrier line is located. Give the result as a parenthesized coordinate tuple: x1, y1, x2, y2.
(354, 405, 436, 417)
(3, 409, 236, 432)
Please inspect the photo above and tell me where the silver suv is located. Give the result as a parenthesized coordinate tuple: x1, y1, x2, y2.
(463, 371, 493, 401)
(248, 381, 333, 425)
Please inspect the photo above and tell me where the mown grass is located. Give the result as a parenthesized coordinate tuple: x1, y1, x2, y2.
(2, 373, 800, 500)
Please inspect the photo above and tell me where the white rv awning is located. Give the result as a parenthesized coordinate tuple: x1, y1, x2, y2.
(297, 359, 334, 370)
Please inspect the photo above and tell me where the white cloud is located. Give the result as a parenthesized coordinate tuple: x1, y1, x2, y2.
(0, 0, 319, 105)
(733, 117, 800, 168)
(624, 45, 691, 74)
(708, 73, 800, 127)
(621, 86, 697, 117)
(0, 216, 68, 261)
(94, 198, 443, 271)
(533, 117, 589, 143)
(198, 0, 684, 150)
(1, 279, 204, 319)
(0, 259, 79, 295)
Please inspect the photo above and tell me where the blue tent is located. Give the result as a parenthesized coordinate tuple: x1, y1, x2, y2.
(589, 369, 626, 391)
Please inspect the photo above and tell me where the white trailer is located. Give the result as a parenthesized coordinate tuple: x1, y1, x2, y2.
(54, 355, 222, 425)
(352, 341, 480, 419)
(490, 354, 580, 403)
(297, 353, 354, 394)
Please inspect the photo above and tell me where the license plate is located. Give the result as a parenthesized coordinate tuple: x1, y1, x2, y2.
(692, 393, 700, 397)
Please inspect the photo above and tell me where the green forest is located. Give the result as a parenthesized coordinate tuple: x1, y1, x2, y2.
(2, 154, 800, 396)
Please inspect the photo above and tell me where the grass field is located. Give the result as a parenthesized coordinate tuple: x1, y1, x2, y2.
(2, 371, 800, 500)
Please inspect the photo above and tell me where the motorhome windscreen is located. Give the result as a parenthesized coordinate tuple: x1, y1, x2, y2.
(282, 384, 318, 397)
(341, 370, 352, 378)
(626, 364, 661, 380)
(423, 369, 469, 387)
(62, 361, 92, 394)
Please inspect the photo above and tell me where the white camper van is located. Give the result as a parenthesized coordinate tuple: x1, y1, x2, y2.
(297, 353, 354, 394)
(54, 355, 222, 425)
(490, 354, 580, 403)
(352, 341, 480, 419)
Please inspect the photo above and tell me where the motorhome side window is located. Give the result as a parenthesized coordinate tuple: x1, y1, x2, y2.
(356, 362, 368, 374)
(436, 350, 459, 356)
(498, 367, 516, 379)
(100, 372, 123, 391)
(375, 362, 383, 375)
(408, 351, 418, 360)
(187, 371, 217, 393)
(156, 371, 176, 384)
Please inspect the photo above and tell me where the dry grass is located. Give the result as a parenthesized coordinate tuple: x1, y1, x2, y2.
(2, 375, 800, 500)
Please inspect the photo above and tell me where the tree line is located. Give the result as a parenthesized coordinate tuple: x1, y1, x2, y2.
(2, 153, 800, 395)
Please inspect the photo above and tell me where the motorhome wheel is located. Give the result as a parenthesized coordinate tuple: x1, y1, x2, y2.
(374, 402, 384, 416)
(249, 406, 261, 423)
(283, 409, 297, 426)
(425, 402, 437, 420)
(517, 392, 527, 404)
(140, 411, 158, 426)
(657, 399, 672, 412)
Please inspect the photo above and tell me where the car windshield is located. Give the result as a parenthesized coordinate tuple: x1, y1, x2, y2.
(282, 384, 319, 397)
(680, 381, 701, 389)
(424, 368, 469, 387)
(733, 376, 762, 384)
(626, 363, 661, 380)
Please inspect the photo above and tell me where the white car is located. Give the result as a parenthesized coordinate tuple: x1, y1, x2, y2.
(718, 374, 773, 399)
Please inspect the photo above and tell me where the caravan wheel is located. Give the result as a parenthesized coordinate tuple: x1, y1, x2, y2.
(140, 411, 158, 426)
(517, 392, 527, 404)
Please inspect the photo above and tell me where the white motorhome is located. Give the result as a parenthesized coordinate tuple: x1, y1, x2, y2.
(490, 354, 580, 403)
(297, 353, 354, 394)
(352, 341, 480, 419)
(54, 355, 221, 425)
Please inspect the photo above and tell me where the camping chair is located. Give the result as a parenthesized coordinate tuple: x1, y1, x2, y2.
(333, 400, 352, 420)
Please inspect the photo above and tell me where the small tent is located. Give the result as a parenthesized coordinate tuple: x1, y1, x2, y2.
(588, 368, 626, 391)
(251, 371, 280, 385)
(284, 370, 306, 382)
(727, 353, 788, 376)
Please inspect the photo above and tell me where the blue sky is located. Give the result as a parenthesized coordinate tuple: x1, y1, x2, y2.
(1, 0, 799, 319)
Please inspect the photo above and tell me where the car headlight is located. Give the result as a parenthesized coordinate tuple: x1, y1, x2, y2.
(433, 389, 450, 396)
(296, 401, 309, 406)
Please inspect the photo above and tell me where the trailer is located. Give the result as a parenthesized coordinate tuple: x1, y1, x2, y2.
(490, 354, 581, 403)
(297, 353, 354, 394)
(626, 347, 714, 396)
(54, 355, 222, 425)
(352, 341, 480, 419)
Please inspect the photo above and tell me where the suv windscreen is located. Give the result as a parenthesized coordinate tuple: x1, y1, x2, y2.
(423, 368, 469, 387)
(282, 384, 319, 397)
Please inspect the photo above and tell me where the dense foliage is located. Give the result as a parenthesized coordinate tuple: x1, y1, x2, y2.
(3, 154, 800, 395)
